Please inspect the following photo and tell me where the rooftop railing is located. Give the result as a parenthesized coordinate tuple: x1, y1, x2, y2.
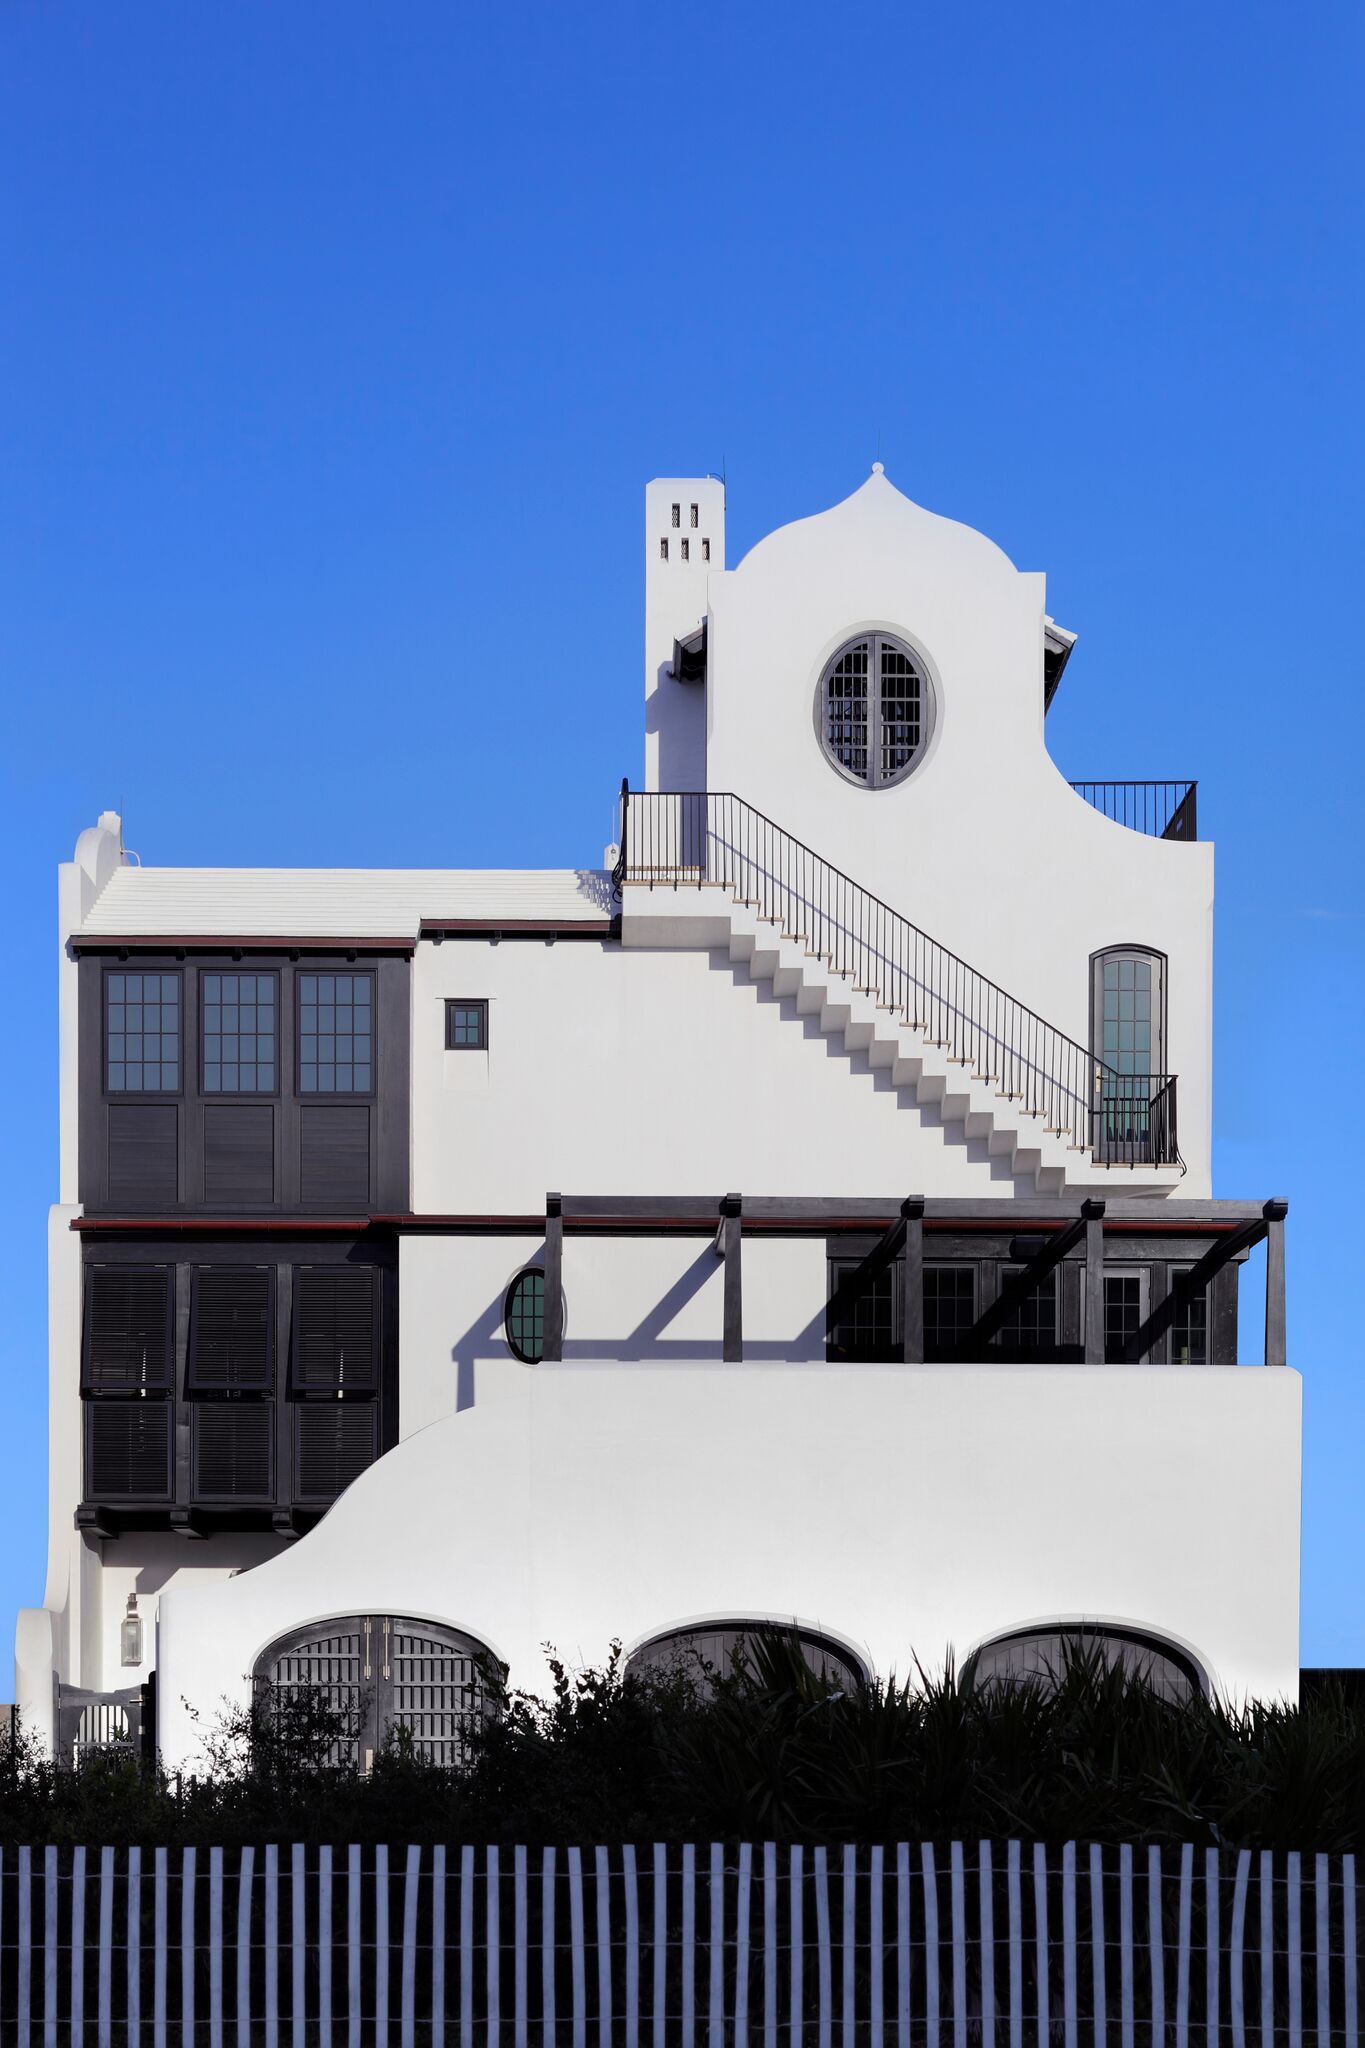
(1069, 780, 1198, 840)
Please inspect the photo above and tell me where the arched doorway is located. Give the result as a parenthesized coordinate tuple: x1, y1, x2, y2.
(254, 1614, 499, 1768)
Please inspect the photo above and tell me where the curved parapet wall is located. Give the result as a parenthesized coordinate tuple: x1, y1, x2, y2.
(154, 1354, 1300, 1765)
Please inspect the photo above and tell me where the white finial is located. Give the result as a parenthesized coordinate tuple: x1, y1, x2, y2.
(871, 461, 885, 475)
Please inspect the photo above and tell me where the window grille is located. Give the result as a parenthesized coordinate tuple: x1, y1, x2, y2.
(627, 1624, 866, 1695)
(1170, 1266, 1209, 1364)
(445, 999, 489, 1050)
(826, 1257, 900, 1362)
(504, 1268, 545, 1362)
(924, 1266, 975, 1360)
(292, 1266, 379, 1393)
(83, 1266, 173, 1395)
(188, 1267, 274, 1391)
(993, 1266, 1061, 1361)
(968, 1626, 1202, 1704)
(202, 972, 276, 1093)
(105, 971, 180, 1092)
(297, 972, 373, 1094)
(818, 634, 929, 788)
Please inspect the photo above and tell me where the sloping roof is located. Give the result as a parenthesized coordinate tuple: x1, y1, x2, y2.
(76, 864, 616, 941)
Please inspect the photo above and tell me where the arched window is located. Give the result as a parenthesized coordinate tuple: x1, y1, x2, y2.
(965, 1625, 1204, 1705)
(626, 1621, 867, 1694)
(504, 1268, 545, 1362)
(1091, 947, 1168, 1164)
(817, 634, 930, 788)
(254, 1614, 498, 1768)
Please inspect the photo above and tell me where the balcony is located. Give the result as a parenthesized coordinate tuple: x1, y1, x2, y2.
(1069, 781, 1198, 840)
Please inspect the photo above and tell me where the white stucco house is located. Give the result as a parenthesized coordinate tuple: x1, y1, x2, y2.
(15, 467, 1299, 1768)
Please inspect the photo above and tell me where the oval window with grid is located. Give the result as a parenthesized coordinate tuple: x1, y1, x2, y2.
(817, 633, 930, 788)
(504, 1268, 545, 1363)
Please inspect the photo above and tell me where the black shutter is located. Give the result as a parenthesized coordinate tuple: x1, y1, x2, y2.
(188, 1268, 274, 1391)
(299, 1106, 370, 1209)
(295, 1405, 378, 1500)
(87, 1404, 173, 1499)
(293, 1267, 379, 1393)
(83, 1267, 173, 1395)
(203, 1105, 274, 1207)
(192, 1404, 274, 1501)
(107, 1105, 178, 1207)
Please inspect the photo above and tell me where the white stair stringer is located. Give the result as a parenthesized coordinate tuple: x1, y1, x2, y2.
(622, 885, 1182, 1195)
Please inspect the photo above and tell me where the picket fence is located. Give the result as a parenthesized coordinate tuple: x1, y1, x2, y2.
(0, 1841, 1359, 2044)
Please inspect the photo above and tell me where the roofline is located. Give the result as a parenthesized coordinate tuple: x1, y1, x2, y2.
(68, 934, 416, 955)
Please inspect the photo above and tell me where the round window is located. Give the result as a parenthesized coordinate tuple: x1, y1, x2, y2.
(504, 1268, 545, 1362)
(817, 633, 930, 788)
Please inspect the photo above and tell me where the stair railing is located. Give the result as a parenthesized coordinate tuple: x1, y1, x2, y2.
(616, 785, 1181, 1167)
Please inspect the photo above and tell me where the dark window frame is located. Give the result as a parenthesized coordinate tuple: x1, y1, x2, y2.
(199, 968, 281, 1100)
(295, 969, 377, 1102)
(504, 1268, 546, 1363)
(290, 1263, 382, 1398)
(815, 631, 933, 791)
(444, 999, 490, 1052)
(102, 966, 184, 1100)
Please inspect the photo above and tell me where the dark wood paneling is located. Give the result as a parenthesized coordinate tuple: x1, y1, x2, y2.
(107, 1105, 178, 1208)
(203, 1105, 275, 1207)
(300, 1106, 370, 1209)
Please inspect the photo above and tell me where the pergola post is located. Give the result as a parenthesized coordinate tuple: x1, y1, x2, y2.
(900, 1197, 925, 1364)
(1263, 1198, 1288, 1366)
(543, 1194, 564, 1363)
(1083, 1198, 1106, 1365)
(721, 1194, 743, 1363)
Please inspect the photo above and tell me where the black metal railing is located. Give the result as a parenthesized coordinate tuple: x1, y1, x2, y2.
(1069, 780, 1198, 840)
(616, 786, 1181, 1168)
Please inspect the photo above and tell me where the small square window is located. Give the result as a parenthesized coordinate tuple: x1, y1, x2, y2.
(445, 999, 489, 1051)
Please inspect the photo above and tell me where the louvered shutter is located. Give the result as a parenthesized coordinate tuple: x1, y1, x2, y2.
(293, 1267, 379, 1394)
(188, 1268, 274, 1391)
(192, 1404, 274, 1501)
(86, 1403, 173, 1499)
(295, 1405, 378, 1500)
(83, 1267, 173, 1396)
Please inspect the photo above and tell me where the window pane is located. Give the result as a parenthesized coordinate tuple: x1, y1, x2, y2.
(1170, 1268, 1208, 1364)
(824, 641, 870, 782)
(506, 1270, 545, 1362)
(828, 1259, 899, 1362)
(994, 1268, 1059, 1361)
(924, 1266, 975, 1360)
(296, 974, 372, 1093)
(107, 974, 178, 1091)
(1104, 1274, 1144, 1362)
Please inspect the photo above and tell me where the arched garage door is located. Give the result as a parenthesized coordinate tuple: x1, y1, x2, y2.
(966, 1625, 1204, 1704)
(626, 1621, 866, 1693)
(254, 1615, 498, 1768)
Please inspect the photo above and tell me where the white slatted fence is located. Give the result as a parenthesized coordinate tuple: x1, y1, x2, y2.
(0, 1843, 1358, 2042)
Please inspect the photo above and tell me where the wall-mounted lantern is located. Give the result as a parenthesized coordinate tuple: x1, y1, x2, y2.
(120, 1594, 143, 1668)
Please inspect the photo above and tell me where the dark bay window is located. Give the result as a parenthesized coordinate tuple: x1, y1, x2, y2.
(202, 973, 277, 1094)
(105, 972, 180, 1093)
(298, 973, 373, 1094)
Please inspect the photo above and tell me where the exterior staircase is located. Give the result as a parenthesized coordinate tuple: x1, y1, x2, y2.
(615, 789, 1182, 1195)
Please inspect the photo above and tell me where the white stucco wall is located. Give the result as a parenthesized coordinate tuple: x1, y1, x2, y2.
(412, 938, 1057, 1210)
(686, 471, 1213, 1192)
(154, 1356, 1302, 1768)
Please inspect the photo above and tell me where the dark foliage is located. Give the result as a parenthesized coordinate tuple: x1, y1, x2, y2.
(5, 1637, 1365, 1851)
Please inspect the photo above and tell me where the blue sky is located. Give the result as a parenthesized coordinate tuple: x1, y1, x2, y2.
(1, 0, 1362, 1666)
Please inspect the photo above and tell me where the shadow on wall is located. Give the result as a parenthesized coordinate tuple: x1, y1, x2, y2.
(449, 1244, 828, 1405)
